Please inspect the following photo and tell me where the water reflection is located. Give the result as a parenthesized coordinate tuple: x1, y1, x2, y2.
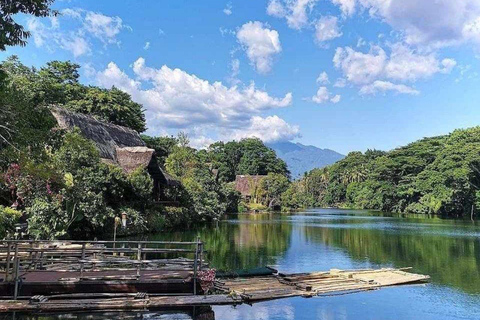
(143, 213, 292, 271)
(299, 209, 480, 295)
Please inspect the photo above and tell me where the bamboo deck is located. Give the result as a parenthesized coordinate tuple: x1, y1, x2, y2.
(0, 267, 429, 312)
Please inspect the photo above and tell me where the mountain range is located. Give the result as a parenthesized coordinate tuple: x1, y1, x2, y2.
(267, 142, 344, 179)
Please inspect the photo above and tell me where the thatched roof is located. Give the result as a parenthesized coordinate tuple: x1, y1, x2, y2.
(50, 107, 178, 186)
(235, 175, 266, 196)
(51, 107, 145, 160)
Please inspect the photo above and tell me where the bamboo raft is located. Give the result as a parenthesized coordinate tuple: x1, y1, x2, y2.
(0, 267, 429, 312)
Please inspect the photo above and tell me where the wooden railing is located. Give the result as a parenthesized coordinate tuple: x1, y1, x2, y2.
(0, 238, 205, 299)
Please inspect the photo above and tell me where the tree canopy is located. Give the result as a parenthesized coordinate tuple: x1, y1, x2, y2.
(0, 0, 56, 51)
(1, 56, 146, 133)
(207, 138, 289, 182)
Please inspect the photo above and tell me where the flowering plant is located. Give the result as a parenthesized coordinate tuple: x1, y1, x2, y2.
(197, 268, 216, 294)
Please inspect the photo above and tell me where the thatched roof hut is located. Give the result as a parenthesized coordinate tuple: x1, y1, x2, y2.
(50, 107, 178, 188)
(235, 175, 265, 197)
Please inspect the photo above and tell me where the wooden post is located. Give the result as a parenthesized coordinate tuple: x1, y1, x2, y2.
(193, 237, 199, 295)
(136, 243, 142, 279)
(13, 243, 19, 300)
(80, 243, 86, 278)
(5, 243, 11, 282)
(199, 241, 203, 271)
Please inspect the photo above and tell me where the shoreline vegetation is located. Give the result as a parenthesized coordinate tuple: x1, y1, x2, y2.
(1, 56, 479, 240)
(282, 127, 480, 218)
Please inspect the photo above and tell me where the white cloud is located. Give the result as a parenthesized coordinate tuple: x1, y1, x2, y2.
(330, 94, 341, 103)
(61, 8, 82, 19)
(26, 9, 125, 57)
(266, 0, 286, 18)
(440, 58, 457, 74)
(230, 115, 300, 143)
(143, 41, 150, 50)
(94, 58, 294, 141)
(385, 43, 455, 81)
(359, 81, 419, 95)
(316, 71, 329, 84)
(333, 43, 456, 94)
(228, 58, 241, 85)
(84, 11, 123, 45)
(219, 27, 235, 37)
(332, 0, 356, 16)
(333, 46, 387, 85)
(266, 0, 318, 30)
(311, 87, 331, 104)
(189, 135, 215, 149)
(333, 0, 480, 48)
(315, 16, 342, 44)
(237, 21, 282, 74)
(26, 18, 48, 47)
(357, 37, 366, 47)
(334, 78, 347, 87)
(50, 16, 59, 29)
(59, 34, 91, 57)
(223, 3, 232, 15)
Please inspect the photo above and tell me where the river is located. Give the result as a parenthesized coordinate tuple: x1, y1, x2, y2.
(7, 208, 480, 319)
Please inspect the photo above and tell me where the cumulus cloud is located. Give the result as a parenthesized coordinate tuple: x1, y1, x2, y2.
(26, 8, 125, 57)
(229, 115, 300, 142)
(316, 71, 329, 84)
(237, 21, 282, 74)
(93, 58, 295, 142)
(333, 43, 456, 94)
(315, 16, 343, 44)
(359, 81, 419, 95)
(189, 135, 216, 149)
(311, 87, 340, 104)
(330, 94, 341, 103)
(332, 0, 480, 48)
(385, 43, 456, 81)
(333, 46, 387, 85)
(267, 0, 318, 30)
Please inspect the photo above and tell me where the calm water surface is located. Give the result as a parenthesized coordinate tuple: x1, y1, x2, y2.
(6, 209, 480, 320)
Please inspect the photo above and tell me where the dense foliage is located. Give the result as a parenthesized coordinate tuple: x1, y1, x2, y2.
(283, 128, 480, 216)
(1, 56, 146, 132)
(207, 138, 289, 182)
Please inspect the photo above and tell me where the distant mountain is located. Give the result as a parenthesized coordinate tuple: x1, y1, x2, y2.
(267, 141, 344, 179)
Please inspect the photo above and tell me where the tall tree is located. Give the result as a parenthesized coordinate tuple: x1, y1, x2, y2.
(0, 0, 56, 50)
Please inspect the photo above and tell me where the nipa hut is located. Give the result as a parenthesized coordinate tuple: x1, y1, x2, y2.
(234, 175, 266, 203)
(50, 107, 179, 201)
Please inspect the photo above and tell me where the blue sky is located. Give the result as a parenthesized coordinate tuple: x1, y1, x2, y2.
(2, 0, 480, 154)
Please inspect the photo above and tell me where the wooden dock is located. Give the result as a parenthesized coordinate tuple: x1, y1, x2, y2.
(0, 267, 429, 312)
(0, 239, 206, 298)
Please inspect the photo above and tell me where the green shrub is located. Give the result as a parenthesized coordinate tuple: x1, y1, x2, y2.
(0, 206, 22, 238)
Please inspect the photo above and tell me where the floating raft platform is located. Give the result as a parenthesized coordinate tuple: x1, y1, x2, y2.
(0, 267, 429, 312)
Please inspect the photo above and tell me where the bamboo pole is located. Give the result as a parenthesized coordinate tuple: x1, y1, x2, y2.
(193, 237, 199, 295)
(5, 243, 11, 282)
(13, 243, 19, 300)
